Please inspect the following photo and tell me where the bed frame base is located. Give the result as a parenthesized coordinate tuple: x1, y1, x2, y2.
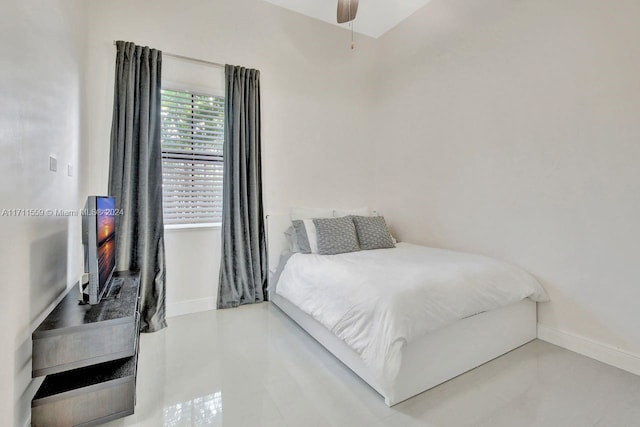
(271, 295, 536, 406)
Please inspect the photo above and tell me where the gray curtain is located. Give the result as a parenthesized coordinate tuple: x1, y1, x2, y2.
(108, 41, 167, 332)
(217, 65, 267, 309)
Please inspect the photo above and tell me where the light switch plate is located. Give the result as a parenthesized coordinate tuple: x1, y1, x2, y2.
(67, 164, 73, 177)
(49, 155, 57, 172)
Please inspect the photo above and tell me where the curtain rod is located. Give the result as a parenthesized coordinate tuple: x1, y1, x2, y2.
(112, 41, 225, 68)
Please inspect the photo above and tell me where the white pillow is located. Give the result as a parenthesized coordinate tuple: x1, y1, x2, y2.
(290, 206, 334, 221)
(334, 206, 369, 217)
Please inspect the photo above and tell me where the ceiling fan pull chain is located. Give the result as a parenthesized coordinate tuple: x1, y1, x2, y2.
(337, 0, 357, 49)
(351, 22, 355, 50)
(349, 0, 354, 50)
(349, 0, 355, 50)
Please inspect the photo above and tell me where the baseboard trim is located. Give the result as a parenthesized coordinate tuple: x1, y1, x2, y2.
(537, 324, 640, 376)
(167, 297, 216, 318)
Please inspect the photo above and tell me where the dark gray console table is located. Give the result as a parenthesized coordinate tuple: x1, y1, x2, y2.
(31, 271, 141, 427)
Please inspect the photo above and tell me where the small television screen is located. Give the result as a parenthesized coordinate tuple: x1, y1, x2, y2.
(82, 196, 117, 304)
(96, 197, 116, 297)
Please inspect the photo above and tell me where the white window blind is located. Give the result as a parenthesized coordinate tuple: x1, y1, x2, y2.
(160, 89, 224, 226)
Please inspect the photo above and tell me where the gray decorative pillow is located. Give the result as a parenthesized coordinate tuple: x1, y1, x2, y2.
(312, 217, 360, 255)
(352, 216, 396, 250)
(291, 220, 312, 254)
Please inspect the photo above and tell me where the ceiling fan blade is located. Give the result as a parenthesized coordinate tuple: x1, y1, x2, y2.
(337, 0, 359, 24)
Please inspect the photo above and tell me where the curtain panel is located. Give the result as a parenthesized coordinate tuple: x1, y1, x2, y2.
(108, 41, 167, 332)
(217, 65, 267, 309)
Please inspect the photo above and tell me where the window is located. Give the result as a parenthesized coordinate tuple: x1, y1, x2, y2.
(160, 89, 224, 226)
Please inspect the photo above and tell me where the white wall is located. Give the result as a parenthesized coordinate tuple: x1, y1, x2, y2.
(163, 228, 222, 315)
(374, 0, 640, 363)
(81, 0, 378, 314)
(0, 1, 86, 425)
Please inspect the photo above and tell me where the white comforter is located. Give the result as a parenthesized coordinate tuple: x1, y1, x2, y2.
(275, 243, 548, 387)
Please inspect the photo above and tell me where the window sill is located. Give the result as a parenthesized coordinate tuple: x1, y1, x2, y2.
(164, 223, 221, 231)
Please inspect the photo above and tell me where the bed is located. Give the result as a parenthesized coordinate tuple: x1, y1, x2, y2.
(266, 214, 546, 406)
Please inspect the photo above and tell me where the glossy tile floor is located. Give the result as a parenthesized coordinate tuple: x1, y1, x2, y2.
(106, 303, 640, 427)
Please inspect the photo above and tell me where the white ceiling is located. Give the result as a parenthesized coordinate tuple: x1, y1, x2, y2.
(262, 0, 433, 39)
